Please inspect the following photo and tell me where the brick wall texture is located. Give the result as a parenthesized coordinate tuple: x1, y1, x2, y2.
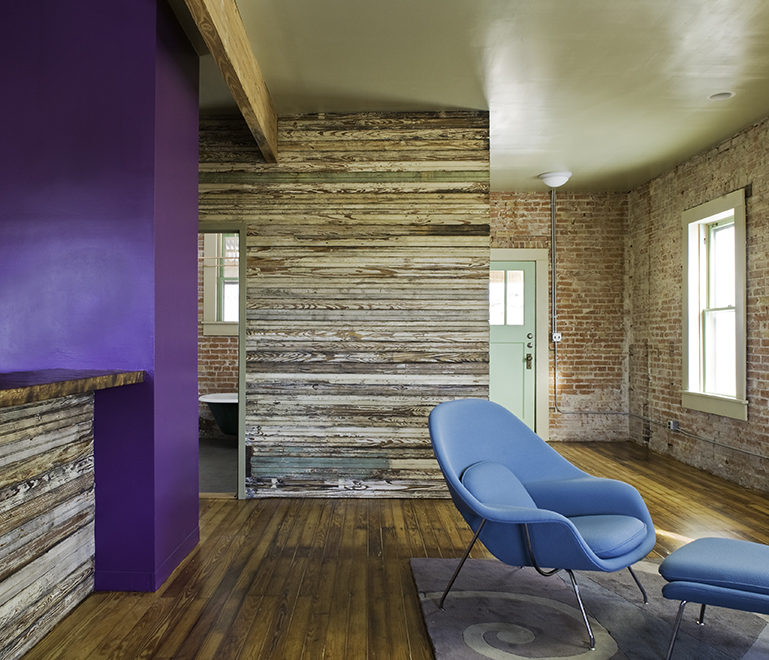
(491, 115, 769, 492)
(491, 192, 630, 442)
(197, 234, 238, 424)
(627, 117, 769, 492)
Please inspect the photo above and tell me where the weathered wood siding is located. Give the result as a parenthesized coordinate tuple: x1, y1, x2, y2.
(0, 394, 95, 660)
(199, 112, 490, 497)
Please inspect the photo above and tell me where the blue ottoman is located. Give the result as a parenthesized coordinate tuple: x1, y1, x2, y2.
(659, 537, 769, 660)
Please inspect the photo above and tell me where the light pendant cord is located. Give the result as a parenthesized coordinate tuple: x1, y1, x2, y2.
(550, 188, 557, 345)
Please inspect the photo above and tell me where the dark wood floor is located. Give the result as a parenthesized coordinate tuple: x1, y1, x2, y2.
(22, 442, 769, 660)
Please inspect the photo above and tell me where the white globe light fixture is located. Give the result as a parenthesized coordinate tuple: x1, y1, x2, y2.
(538, 171, 572, 188)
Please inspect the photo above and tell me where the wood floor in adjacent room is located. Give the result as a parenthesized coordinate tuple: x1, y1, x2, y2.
(22, 442, 769, 660)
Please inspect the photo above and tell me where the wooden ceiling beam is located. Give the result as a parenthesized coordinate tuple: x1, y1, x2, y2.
(184, 0, 278, 163)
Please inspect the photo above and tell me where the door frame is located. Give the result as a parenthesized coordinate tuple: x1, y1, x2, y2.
(490, 248, 550, 440)
(199, 223, 247, 499)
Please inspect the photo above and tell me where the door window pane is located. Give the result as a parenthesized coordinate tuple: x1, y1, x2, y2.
(489, 270, 505, 325)
(506, 270, 525, 325)
(489, 269, 525, 325)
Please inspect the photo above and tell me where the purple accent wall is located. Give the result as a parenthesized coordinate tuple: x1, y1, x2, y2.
(0, 1, 200, 590)
(151, 0, 201, 587)
(0, 4, 156, 369)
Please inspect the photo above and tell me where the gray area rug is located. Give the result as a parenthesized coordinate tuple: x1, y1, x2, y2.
(410, 557, 769, 660)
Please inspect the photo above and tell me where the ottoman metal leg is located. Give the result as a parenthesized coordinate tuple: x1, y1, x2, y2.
(665, 600, 687, 660)
(660, 537, 769, 660)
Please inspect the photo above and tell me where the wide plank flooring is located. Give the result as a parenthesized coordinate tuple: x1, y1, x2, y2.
(21, 442, 769, 660)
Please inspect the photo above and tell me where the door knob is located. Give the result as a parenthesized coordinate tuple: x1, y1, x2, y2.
(525, 353, 533, 369)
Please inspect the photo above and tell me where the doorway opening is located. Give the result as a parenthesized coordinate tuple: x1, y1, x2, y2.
(197, 229, 246, 496)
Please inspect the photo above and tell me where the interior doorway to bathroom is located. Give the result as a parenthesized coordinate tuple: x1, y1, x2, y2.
(197, 229, 245, 496)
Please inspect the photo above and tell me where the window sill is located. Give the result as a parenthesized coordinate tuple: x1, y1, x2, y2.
(202, 322, 238, 337)
(681, 391, 747, 421)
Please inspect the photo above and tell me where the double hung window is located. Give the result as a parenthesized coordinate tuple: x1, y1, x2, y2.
(682, 189, 746, 420)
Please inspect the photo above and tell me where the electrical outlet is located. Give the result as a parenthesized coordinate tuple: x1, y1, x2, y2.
(668, 420, 679, 431)
(552, 332, 562, 343)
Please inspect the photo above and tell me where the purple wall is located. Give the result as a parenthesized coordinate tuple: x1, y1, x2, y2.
(1, 0, 200, 590)
(151, 0, 201, 586)
(0, 3, 156, 368)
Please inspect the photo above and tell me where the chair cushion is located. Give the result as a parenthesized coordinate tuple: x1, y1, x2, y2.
(569, 514, 648, 559)
(461, 461, 537, 508)
(659, 537, 769, 597)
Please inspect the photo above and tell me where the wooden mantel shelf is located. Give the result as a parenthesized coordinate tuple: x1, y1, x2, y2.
(0, 369, 145, 408)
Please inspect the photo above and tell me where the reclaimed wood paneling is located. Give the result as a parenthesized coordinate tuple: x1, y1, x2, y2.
(0, 394, 95, 660)
(199, 112, 490, 497)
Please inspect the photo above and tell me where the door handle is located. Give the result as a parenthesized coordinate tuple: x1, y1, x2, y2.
(525, 353, 533, 369)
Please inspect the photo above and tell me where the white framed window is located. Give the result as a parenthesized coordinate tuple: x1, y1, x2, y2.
(682, 189, 747, 420)
(201, 232, 239, 336)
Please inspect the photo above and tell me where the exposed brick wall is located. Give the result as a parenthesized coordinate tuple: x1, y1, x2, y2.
(491, 118, 769, 492)
(197, 234, 238, 427)
(491, 192, 551, 250)
(490, 191, 629, 441)
(627, 116, 769, 491)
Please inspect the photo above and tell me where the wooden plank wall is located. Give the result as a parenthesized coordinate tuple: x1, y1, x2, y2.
(0, 394, 95, 660)
(199, 111, 490, 497)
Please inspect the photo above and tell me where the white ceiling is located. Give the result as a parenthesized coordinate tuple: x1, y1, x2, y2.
(198, 0, 769, 192)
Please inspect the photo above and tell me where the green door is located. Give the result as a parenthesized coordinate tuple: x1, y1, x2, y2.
(489, 261, 536, 429)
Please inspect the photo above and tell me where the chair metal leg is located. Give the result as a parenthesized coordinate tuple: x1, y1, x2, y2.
(697, 603, 706, 625)
(665, 600, 687, 660)
(627, 565, 648, 604)
(523, 524, 560, 577)
(438, 518, 486, 610)
(566, 569, 595, 650)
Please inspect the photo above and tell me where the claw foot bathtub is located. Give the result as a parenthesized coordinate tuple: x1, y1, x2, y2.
(199, 392, 238, 436)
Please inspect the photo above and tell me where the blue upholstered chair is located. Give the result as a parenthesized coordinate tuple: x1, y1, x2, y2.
(428, 398, 656, 649)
